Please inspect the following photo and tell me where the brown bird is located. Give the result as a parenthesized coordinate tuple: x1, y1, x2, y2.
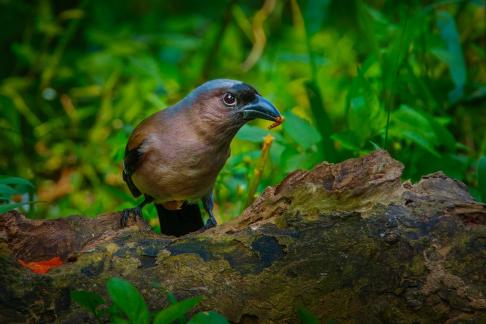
(121, 79, 283, 236)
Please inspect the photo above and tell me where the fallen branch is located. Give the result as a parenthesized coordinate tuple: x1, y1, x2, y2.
(1, 151, 485, 323)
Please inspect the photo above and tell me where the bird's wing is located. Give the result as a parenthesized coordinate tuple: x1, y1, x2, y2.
(122, 112, 161, 198)
(122, 142, 144, 198)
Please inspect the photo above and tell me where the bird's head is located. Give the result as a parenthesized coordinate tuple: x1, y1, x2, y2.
(183, 79, 283, 128)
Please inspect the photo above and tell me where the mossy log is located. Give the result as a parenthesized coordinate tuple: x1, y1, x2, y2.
(1, 151, 485, 323)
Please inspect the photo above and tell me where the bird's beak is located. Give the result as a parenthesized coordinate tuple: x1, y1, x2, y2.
(242, 95, 281, 122)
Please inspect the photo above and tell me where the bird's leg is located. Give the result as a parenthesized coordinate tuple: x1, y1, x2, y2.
(202, 191, 217, 229)
(120, 196, 153, 228)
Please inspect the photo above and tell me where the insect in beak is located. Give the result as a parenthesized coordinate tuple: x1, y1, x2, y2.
(268, 116, 285, 129)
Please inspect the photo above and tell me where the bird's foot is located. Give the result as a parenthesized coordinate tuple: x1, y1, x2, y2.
(120, 206, 143, 228)
(203, 217, 217, 230)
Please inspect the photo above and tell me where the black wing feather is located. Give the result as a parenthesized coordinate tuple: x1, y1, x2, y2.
(122, 143, 144, 198)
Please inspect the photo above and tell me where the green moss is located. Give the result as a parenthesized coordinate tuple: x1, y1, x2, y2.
(409, 255, 425, 275)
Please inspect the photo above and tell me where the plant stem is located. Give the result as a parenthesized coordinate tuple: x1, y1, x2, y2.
(245, 135, 274, 208)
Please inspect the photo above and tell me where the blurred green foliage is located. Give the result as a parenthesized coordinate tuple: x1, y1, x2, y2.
(0, 0, 485, 225)
(0, 176, 35, 213)
(71, 277, 228, 323)
(296, 306, 320, 324)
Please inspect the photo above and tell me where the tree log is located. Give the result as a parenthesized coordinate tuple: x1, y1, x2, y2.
(1, 150, 485, 323)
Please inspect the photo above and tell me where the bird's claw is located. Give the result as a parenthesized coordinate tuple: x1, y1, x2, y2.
(120, 207, 143, 228)
(203, 217, 217, 230)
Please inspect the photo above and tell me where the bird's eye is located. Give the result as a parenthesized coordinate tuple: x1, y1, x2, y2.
(222, 93, 237, 107)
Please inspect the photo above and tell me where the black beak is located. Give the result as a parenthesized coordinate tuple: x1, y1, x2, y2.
(242, 95, 281, 121)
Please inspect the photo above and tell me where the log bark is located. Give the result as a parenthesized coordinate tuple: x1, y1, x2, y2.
(1, 150, 485, 323)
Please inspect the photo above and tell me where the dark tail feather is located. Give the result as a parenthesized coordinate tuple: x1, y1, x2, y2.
(155, 203, 203, 237)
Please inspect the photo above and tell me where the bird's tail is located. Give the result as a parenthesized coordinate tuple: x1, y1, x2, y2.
(155, 202, 203, 236)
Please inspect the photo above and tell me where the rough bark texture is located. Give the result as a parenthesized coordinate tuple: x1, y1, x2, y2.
(0, 150, 485, 323)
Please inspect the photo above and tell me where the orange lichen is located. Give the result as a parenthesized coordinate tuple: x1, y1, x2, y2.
(18, 256, 64, 274)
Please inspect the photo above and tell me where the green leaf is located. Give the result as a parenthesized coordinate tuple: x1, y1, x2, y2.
(282, 148, 322, 173)
(401, 131, 440, 157)
(390, 105, 440, 157)
(283, 112, 322, 150)
(167, 292, 178, 304)
(331, 131, 361, 151)
(236, 125, 283, 143)
(70, 290, 105, 316)
(269, 142, 286, 164)
(478, 156, 486, 203)
(0, 202, 27, 213)
(188, 311, 229, 324)
(0, 176, 34, 188)
(369, 141, 383, 150)
(108, 303, 126, 320)
(346, 66, 386, 147)
(303, 0, 331, 36)
(0, 184, 18, 197)
(296, 307, 319, 324)
(111, 317, 130, 324)
(153, 296, 202, 324)
(0, 177, 34, 202)
(166, 292, 186, 323)
(436, 11, 466, 102)
(304, 80, 335, 161)
(380, 15, 410, 95)
(106, 277, 149, 324)
(426, 115, 456, 151)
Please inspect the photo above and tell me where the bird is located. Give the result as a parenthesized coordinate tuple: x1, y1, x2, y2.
(121, 79, 283, 236)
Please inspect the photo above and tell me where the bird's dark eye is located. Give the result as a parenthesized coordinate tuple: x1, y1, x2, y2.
(222, 92, 237, 107)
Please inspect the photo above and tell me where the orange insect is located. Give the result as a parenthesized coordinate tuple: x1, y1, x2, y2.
(268, 116, 285, 129)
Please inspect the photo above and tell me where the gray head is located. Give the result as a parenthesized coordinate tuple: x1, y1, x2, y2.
(181, 79, 282, 125)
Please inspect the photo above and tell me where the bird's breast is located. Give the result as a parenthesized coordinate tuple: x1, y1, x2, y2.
(132, 138, 231, 203)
